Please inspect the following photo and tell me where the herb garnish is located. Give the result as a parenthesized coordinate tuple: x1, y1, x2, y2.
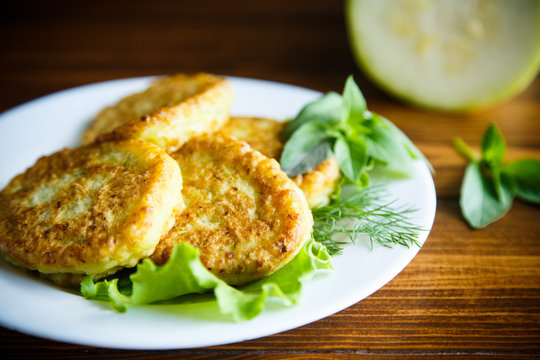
(453, 123, 540, 229)
(281, 76, 429, 253)
(280, 76, 432, 185)
(311, 182, 423, 255)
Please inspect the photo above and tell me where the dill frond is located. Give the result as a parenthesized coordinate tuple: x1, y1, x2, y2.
(311, 183, 424, 255)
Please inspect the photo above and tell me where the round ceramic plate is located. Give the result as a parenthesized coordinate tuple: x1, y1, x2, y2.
(0, 76, 436, 349)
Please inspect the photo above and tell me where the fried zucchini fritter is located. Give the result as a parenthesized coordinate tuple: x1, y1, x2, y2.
(218, 117, 285, 160)
(150, 136, 313, 286)
(0, 140, 183, 285)
(218, 117, 340, 208)
(82, 73, 233, 153)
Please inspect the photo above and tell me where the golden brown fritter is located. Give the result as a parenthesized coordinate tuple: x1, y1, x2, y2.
(218, 117, 340, 208)
(291, 158, 340, 209)
(150, 135, 313, 286)
(218, 117, 285, 160)
(82, 73, 233, 153)
(0, 140, 183, 285)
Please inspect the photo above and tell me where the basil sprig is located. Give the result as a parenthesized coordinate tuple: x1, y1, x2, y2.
(280, 76, 429, 184)
(454, 123, 540, 229)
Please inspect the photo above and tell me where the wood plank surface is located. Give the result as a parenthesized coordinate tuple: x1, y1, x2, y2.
(1, 1, 539, 358)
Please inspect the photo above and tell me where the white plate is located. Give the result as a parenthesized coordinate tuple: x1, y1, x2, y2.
(0, 76, 436, 349)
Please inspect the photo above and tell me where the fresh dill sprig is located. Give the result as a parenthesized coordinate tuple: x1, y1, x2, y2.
(311, 182, 424, 255)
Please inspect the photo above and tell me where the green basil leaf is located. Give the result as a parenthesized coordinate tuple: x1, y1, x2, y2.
(281, 92, 342, 141)
(377, 115, 434, 173)
(345, 109, 373, 136)
(283, 141, 333, 178)
(489, 164, 505, 202)
(341, 75, 366, 127)
(280, 122, 331, 177)
(504, 159, 540, 204)
(460, 162, 514, 229)
(333, 135, 367, 183)
(481, 123, 506, 164)
(358, 171, 370, 188)
(363, 120, 414, 177)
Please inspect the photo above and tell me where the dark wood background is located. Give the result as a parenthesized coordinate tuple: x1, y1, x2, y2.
(1, 1, 539, 359)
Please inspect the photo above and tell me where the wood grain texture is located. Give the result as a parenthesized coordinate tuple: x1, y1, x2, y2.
(1, 0, 539, 358)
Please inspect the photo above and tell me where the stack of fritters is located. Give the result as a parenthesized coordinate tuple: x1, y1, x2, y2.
(0, 73, 338, 287)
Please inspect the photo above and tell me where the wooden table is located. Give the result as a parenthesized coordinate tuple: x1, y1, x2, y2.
(1, 1, 539, 358)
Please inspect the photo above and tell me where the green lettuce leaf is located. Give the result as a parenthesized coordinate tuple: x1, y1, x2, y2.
(81, 239, 332, 321)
